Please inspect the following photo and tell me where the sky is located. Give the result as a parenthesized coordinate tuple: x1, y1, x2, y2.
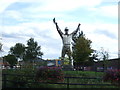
(0, 0, 119, 59)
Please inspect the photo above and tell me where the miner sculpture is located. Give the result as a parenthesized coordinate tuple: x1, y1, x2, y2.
(53, 18, 81, 68)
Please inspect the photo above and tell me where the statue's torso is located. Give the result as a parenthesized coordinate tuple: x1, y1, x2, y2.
(62, 34, 72, 46)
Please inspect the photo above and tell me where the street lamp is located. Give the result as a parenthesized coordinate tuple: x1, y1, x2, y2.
(118, 50, 120, 70)
(118, 50, 120, 58)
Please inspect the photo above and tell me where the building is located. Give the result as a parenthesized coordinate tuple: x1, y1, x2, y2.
(91, 58, 120, 71)
(0, 57, 10, 69)
(73, 58, 120, 71)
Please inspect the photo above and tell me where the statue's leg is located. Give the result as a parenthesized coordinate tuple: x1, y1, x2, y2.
(61, 47, 66, 67)
(67, 48, 73, 67)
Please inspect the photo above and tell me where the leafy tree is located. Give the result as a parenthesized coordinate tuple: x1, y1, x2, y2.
(72, 34, 93, 66)
(3, 54, 17, 68)
(9, 43, 25, 61)
(63, 57, 69, 65)
(24, 38, 43, 62)
(88, 50, 99, 65)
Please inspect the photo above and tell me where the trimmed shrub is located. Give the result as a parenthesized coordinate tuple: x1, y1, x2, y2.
(35, 66, 64, 83)
(103, 69, 120, 86)
(3, 68, 49, 88)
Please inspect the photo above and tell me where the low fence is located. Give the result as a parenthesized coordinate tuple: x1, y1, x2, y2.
(2, 73, 115, 89)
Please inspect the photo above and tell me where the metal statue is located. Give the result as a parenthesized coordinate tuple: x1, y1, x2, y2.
(53, 18, 81, 67)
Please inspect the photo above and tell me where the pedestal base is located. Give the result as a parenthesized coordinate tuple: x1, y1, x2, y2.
(62, 65, 74, 71)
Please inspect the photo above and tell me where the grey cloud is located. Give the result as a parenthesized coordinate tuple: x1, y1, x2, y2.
(2, 32, 36, 41)
(3, 33, 19, 39)
(94, 29, 117, 39)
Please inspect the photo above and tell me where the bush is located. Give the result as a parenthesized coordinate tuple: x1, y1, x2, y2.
(3, 68, 56, 88)
(35, 66, 64, 83)
(3, 68, 36, 88)
(103, 69, 120, 86)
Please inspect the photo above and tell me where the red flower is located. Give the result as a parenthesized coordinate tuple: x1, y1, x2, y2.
(35, 66, 64, 83)
(103, 69, 120, 85)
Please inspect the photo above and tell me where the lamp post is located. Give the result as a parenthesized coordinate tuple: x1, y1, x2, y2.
(118, 50, 120, 58)
(118, 50, 120, 70)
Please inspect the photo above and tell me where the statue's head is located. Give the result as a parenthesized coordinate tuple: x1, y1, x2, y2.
(64, 27, 69, 35)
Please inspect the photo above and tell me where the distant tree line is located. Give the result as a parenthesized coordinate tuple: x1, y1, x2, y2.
(3, 38, 43, 68)
(2, 35, 109, 69)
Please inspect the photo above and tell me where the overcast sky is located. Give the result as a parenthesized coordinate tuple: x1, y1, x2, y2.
(0, 0, 119, 59)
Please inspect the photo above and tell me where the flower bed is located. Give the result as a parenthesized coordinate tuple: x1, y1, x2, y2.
(35, 66, 64, 83)
(103, 69, 120, 86)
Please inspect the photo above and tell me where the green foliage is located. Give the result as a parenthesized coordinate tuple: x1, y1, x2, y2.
(63, 57, 69, 65)
(98, 47, 110, 71)
(3, 70, 119, 88)
(23, 38, 43, 62)
(2, 68, 47, 88)
(9, 43, 25, 60)
(7, 38, 43, 64)
(35, 60, 47, 67)
(3, 54, 17, 68)
(64, 71, 104, 77)
(21, 62, 34, 69)
(72, 34, 93, 65)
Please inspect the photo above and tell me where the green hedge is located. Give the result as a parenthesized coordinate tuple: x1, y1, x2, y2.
(2, 69, 119, 88)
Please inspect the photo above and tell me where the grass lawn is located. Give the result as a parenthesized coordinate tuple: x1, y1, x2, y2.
(64, 70, 104, 77)
(2, 69, 120, 88)
(47, 71, 118, 88)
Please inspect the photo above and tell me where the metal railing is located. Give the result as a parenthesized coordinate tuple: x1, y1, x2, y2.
(2, 73, 114, 89)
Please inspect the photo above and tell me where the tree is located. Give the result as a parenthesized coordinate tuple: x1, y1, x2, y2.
(3, 54, 17, 68)
(99, 47, 109, 72)
(9, 43, 25, 61)
(72, 34, 93, 67)
(63, 57, 69, 65)
(24, 38, 43, 62)
(88, 50, 99, 64)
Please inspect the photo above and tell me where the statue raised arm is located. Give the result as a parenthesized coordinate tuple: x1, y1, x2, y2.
(71, 23, 81, 36)
(53, 18, 63, 38)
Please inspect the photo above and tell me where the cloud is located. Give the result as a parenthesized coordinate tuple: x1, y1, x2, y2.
(94, 29, 117, 39)
(81, 22, 117, 37)
(1, 20, 63, 58)
(3, 33, 20, 39)
(21, 0, 103, 13)
(81, 22, 118, 59)
(39, 0, 102, 12)
(102, 0, 119, 2)
(87, 33, 118, 58)
(99, 5, 118, 17)
(0, 0, 18, 13)
(12, 0, 119, 3)
(3, 10, 24, 21)
(88, 5, 118, 18)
